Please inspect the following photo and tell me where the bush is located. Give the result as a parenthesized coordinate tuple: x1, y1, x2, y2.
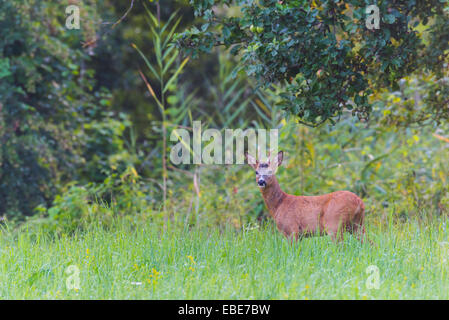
(31, 167, 159, 234)
(0, 1, 132, 218)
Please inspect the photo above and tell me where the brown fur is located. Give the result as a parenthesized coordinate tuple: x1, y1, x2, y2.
(246, 151, 366, 242)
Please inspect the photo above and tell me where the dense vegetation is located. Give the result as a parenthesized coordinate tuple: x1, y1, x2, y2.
(178, 0, 449, 126)
(0, 1, 133, 217)
(0, 0, 448, 299)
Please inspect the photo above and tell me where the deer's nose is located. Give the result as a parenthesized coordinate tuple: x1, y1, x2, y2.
(258, 179, 266, 187)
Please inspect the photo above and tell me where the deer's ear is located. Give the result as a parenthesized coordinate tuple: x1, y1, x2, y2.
(272, 151, 283, 169)
(245, 153, 258, 169)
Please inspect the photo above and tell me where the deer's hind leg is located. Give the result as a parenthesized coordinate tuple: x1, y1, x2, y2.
(348, 223, 366, 243)
(327, 226, 345, 243)
(348, 202, 366, 243)
(321, 212, 346, 243)
(320, 217, 345, 242)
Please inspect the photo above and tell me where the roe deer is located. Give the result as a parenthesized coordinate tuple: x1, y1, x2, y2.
(246, 151, 366, 242)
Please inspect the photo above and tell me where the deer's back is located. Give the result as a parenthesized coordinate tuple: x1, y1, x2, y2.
(274, 190, 364, 236)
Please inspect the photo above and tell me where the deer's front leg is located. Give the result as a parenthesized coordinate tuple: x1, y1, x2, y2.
(277, 221, 302, 242)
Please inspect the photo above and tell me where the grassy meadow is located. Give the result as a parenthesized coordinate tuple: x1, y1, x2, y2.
(1, 216, 449, 300)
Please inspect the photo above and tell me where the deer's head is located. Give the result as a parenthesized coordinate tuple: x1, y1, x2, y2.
(245, 151, 283, 189)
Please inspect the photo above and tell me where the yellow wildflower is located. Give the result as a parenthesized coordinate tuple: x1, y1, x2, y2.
(187, 255, 196, 264)
(147, 268, 161, 285)
(151, 268, 161, 277)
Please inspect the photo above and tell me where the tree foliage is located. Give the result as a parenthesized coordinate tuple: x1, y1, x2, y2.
(176, 0, 449, 126)
(0, 1, 130, 217)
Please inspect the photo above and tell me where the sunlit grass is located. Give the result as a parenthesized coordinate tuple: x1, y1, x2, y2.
(1, 217, 448, 299)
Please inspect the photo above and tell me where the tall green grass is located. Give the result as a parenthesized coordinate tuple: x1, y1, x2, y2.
(1, 217, 448, 299)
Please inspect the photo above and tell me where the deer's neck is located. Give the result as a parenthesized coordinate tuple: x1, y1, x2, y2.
(260, 177, 286, 218)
